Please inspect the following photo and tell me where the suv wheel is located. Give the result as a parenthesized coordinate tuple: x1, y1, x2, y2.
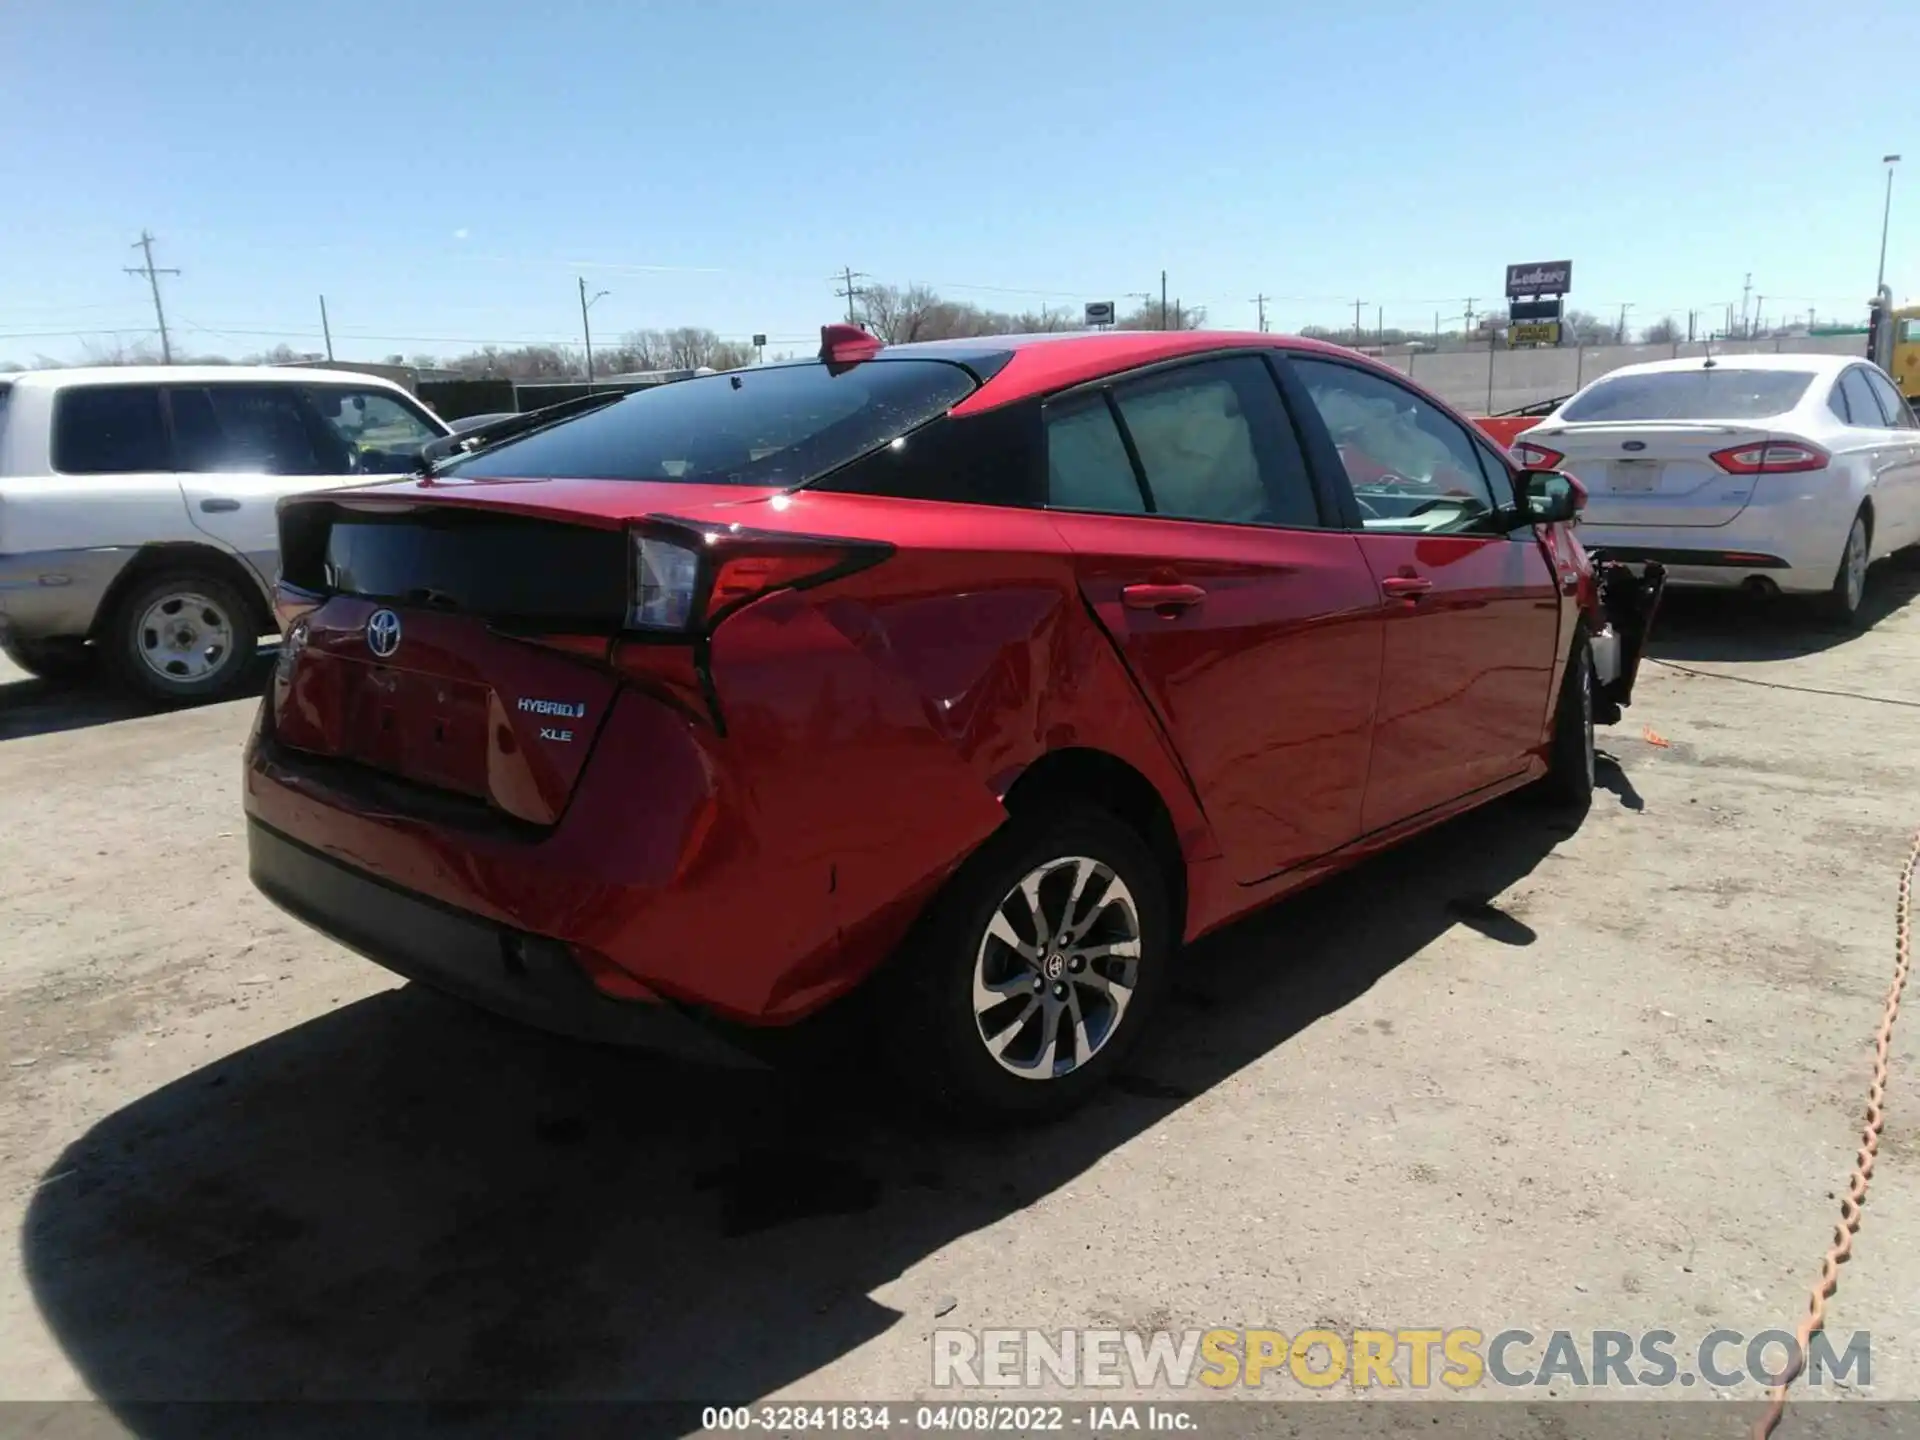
(107, 570, 264, 705)
(884, 805, 1171, 1123)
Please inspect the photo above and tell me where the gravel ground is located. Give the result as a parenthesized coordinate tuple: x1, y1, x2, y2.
(2, 556, 1918, 1437)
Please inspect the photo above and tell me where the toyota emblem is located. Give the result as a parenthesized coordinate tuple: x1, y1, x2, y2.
(366, 608, 402, 659)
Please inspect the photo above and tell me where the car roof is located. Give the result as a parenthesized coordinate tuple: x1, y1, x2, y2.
(3, 364, 413, 392)
(1583, 351, 1859, 384)
(910, 329, 1372, 414)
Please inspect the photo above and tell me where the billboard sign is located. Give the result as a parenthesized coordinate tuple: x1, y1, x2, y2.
(1505, 261, 1572, 298)
(1085, 301, 1116, 326)
(1510, 321, 1561, 347)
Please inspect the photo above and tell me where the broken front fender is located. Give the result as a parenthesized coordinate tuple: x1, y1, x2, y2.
(1587, 557, 1667, 724)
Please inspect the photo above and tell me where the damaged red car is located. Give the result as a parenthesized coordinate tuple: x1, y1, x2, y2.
(245, 327, 1663, 1120)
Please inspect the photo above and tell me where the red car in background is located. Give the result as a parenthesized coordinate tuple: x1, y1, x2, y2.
(246, 328, 1662, 1121)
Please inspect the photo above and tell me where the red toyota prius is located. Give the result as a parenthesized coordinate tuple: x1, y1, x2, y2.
(246, 327, 1662, 1120)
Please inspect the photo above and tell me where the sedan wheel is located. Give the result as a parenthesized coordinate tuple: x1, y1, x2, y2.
(972, 856, 1142, 1081)
(1831, 512, 1871, 621)
(884, 805, 1170, 1123)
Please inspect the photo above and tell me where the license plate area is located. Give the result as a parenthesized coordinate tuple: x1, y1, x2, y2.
(1610, 460, 1661, 493)
(344, 665, 492, 798)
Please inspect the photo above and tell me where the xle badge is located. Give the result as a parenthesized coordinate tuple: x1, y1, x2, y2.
(539, 727, 574, 743)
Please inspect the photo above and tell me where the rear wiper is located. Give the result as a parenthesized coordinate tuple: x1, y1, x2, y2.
(416, 390, 628, 474)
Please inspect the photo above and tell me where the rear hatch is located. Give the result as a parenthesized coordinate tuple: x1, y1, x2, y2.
(273, 482, 773, 826)
(267, 354, 982, 826)
(1526, 365, 1820, 529)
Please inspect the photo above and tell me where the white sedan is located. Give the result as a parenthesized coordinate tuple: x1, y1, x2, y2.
(1513, 352, 1920, 623)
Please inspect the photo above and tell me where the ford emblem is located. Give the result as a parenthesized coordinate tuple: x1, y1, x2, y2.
(1622, 440, 1647, 452)
(366, 608, 402, 659)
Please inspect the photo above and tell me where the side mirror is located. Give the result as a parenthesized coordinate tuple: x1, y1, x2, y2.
(1523, 469, 1585, 525)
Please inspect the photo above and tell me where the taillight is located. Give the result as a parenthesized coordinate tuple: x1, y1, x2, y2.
(626, 521, 892, 635)
(1513, 441, 1565, 469)
(1710, 440, 1830, 474)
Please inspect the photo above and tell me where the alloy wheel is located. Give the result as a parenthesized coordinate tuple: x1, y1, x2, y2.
(1844, 518, 1869, 615)
(971, 855, 1142, 1081)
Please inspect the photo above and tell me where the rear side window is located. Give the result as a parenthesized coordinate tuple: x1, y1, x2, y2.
(1864, 368, 1917, 429)
(169, 386, 340, 474)
(53, 386, 170, 473)
(1559, 369, 1815, 422)
(1046, 394, 1146, 513)
(817, 402, 1042, 507)
(1840, 369, 1887, 428)
(1108, 357, 1323, 528)
(446, 359, 976, 487)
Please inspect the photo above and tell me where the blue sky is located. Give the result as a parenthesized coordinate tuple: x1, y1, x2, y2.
(2, 0, 1915, 366)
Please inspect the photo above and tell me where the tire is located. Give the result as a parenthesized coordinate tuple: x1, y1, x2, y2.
(2, 637, 95, 686)
(879, 805, 1173, 1125)
(105, 569, 265, 705)
(1819, 509, 1872, 627)
(1537, 626, 1595, 810)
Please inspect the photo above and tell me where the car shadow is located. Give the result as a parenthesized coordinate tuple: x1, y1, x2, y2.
(0, 645, 275, 742)
(1645, 548, 1920, 664)
(24, 795, 1574, 1436)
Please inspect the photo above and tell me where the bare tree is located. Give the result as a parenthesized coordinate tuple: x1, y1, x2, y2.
(1641, 316, 1682, 345)
(861, 283, 945, 343)
(1562, 309, 1611, 346)
(1117, 301, 1205, 331)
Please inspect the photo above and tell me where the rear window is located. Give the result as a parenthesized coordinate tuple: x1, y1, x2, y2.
(444, 359, 977, 487)
(324, 511, 628, 624)
(53, 386, 171, 473)
(1559, 369, 1815, 423)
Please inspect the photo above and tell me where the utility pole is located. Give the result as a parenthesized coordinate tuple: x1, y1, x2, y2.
(1740, 273, 1753, 337)
(1687, 309, 1695, 344)
(1617, 303, 1632, 343)
(1376, 304, 1383, 344)
(1879, 154, 1902, 295)
(578, 276, 609, 386)
(318, 295, 335, 361)
(124, 230, 179, 364)
(1251, 293, 1270, 332)
(1353, 298, 1367, 345)
(1809, 306, 1817, 332)
(1433, 310, 1441, 348)
(1463, 297, 1477, 334)
(833, 267, 870, 325)
(1753, 295, 1765, 337)
(1160, 270, 1168, 330)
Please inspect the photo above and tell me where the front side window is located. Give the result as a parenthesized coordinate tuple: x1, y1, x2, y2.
(446, 358, 976, 487)
(1900, 318, 1920, 344)
(53, 386, 170, 473)
(307, 388, 443, 473)
(1286, 357, 1499, 534)
(1107, 356, 1323, 528)
(169, 386, 335, 474)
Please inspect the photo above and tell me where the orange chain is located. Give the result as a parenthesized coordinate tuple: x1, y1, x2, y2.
(1751, 828, 1919, 1438)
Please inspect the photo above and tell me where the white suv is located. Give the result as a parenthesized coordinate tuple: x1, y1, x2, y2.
(0, 366, 449, 701)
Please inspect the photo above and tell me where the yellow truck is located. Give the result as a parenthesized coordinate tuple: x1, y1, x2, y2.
(1867, 287, 1920, 401)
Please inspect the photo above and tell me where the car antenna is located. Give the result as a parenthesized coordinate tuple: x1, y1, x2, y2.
(1701, 328, 1716, 369)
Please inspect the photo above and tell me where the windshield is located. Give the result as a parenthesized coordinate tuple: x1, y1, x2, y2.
(442, 359, 977, 486)
(1559, 369, 1815, 422)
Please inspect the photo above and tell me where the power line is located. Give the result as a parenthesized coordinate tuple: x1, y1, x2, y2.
(833, 267, 870, 325)
(123, 231, 179, 364)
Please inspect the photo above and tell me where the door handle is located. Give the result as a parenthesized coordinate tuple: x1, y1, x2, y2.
(1380, 575, 1433, 599)
(199, 498, 241, 513)
(1121, 582, 1207, 612)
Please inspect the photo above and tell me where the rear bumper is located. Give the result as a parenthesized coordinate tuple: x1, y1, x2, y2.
(249, 817, 735, 1059)
(1579, 503, 1847, 595)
